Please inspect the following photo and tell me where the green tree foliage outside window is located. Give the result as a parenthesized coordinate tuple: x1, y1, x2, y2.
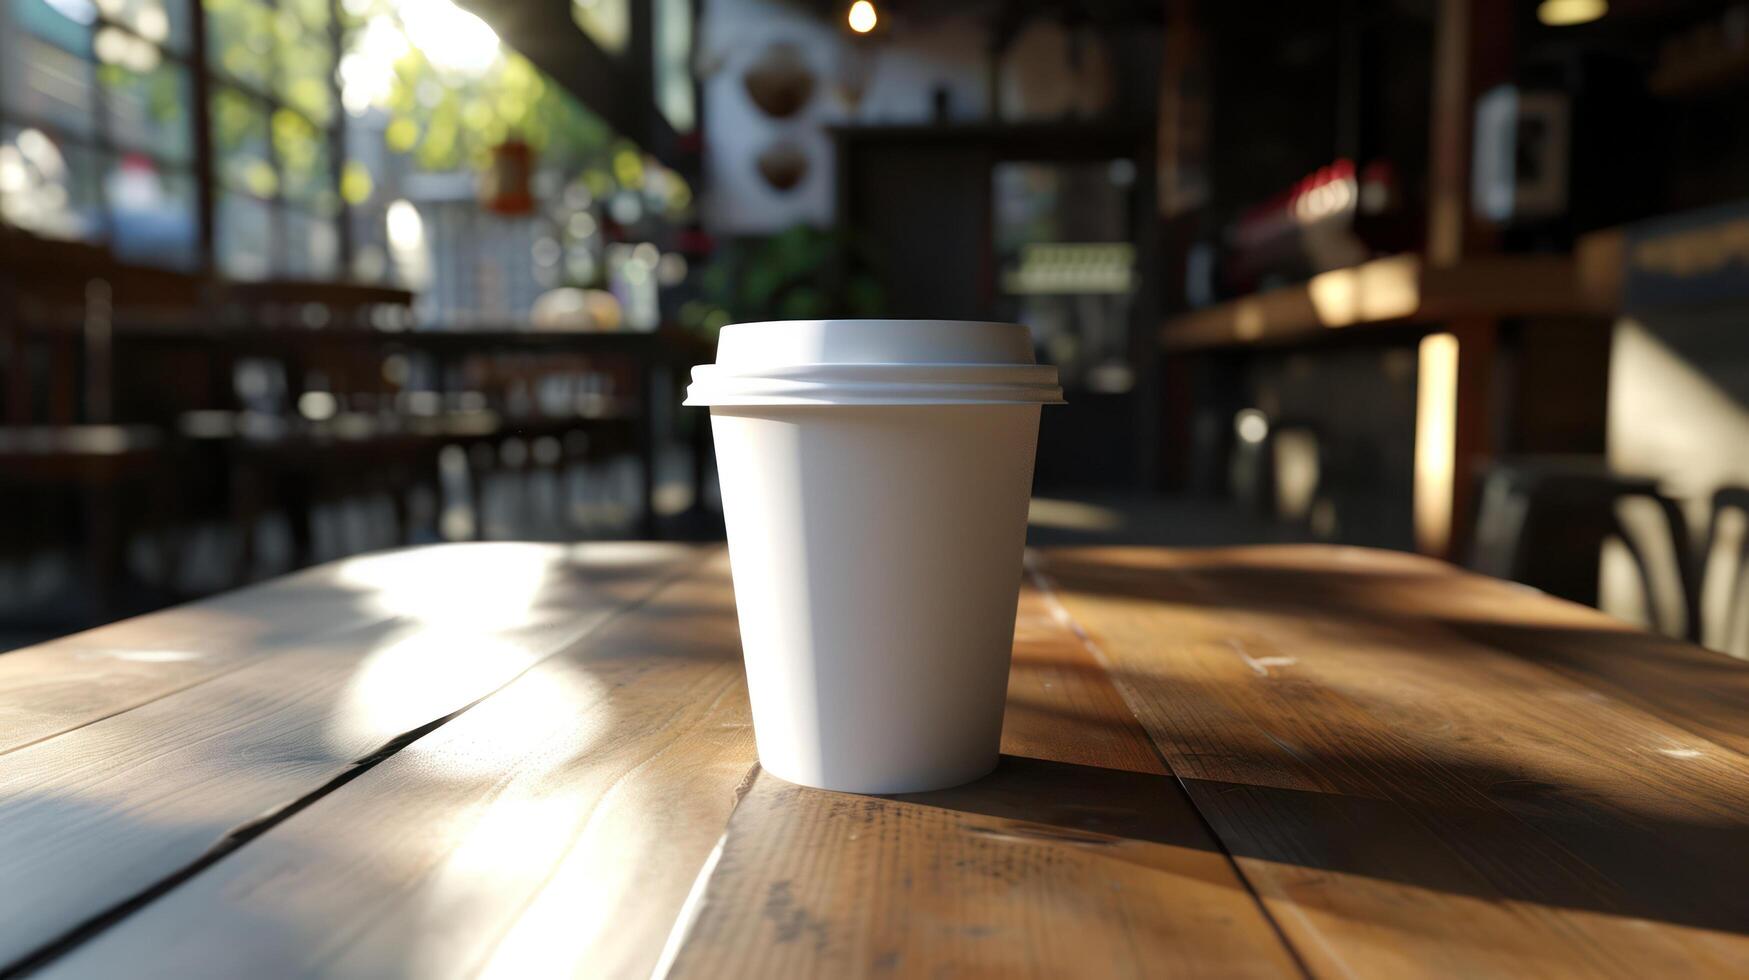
(342, 0, 613, 177)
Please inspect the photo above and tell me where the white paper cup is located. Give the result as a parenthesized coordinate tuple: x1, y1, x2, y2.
(686, 320, 1062, 793)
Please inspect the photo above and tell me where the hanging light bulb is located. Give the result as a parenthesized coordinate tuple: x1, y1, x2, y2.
(1537, 0, 1606, 26)
(847, 0, 876, 34)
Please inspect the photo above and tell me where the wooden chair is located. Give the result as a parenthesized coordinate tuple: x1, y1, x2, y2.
(1701, 487, 1749, 657)
(0, 232, 194, 620)
(1470, 458, 1701, 642)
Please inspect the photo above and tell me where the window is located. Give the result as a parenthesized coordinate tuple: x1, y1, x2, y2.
(337, 0, 641, 321)
(0, 0, 199, 268)
(1, 0, 686, 301)
(204, 0, 341, 280)
(653, 0, 694, 133)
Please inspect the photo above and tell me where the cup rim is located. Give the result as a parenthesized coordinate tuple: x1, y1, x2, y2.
(685, 360, 1064, 407)
(689, 320, 1063, 407)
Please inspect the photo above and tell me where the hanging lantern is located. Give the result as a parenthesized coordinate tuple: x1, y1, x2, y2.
(482, 137, 536, 215)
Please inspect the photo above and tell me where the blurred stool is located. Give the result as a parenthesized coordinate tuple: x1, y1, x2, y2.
(1470, 457, 1699, 641)
(1701, 487, 1749, 657)
(1228, 412, 1335, 537)
(1271, 424, 1327, 533)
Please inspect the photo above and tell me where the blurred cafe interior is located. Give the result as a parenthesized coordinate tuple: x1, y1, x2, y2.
(1, 0, 1747, 656)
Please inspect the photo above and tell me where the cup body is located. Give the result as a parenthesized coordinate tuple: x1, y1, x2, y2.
(687, 319, 1059, 794)
(711, 402, 1040, 793)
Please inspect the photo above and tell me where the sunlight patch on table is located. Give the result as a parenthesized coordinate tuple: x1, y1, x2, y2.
(396, 667, 608, 781)
(1028, 497, 1123, 533)
(327, 631, 547, 747)
(72, 648, 204, 663)
(337, 543, 553, 630)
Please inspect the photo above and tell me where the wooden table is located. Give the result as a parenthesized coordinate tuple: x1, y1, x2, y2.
(2, 543, 1747, 977)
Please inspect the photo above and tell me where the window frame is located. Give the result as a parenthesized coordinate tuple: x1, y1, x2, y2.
(0, 0, 204, 261)
(0, 0, 350, 279)
(201, 0, 348, 279)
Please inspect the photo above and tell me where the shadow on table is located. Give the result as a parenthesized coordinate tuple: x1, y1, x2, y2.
(889, 745, 1749, 938)
(888, 754, 1210, 850)
(0, 541, 716, 978)
(981, 547, 1749, 937)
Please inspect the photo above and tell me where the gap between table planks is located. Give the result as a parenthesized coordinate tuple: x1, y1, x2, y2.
(21, 553, 1307, 980)
(31, 550, 758, 980)
(15, 543, 1745, 978)
(658, 571, 1304, 979)
(0, 541, 702, 974)
(0, 542, 696, 756)
(0, 560, 420, 756)
(1033, 545, 1749, 978)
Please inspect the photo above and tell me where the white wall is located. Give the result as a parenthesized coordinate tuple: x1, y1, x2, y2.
(697, 0, 990, 234)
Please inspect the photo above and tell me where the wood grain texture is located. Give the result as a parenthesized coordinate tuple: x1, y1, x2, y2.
(1035, 545, 1749, 978)
(0, 542, 697, 973)
(0, 542, 696, 755)
(35, 551, 755, 980)
(0, 567, 396, 756)
(8, 543, 1748, 978)
(660, 577, 1304, 979)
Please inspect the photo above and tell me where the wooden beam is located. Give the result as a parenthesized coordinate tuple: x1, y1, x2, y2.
(1426, 0, 1513, 266)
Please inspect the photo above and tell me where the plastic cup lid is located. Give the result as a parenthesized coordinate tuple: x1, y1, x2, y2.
(685, 319, 1065, 407)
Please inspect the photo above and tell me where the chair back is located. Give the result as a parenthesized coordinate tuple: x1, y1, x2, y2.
(1702, 487, 1749, 657)
(1471, 459, 1700, 641)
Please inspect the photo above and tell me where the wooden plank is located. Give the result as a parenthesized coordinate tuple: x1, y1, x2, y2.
(1157, 254, 1597, 353)
(1036, 545, 1749, 977)
(1418, 255, 1594, 319)
(0, 542, 693, 755)
(660, 577, 1305, 979)
(0, 569, 391, 756)
(1163, 255, 1423, 350)
(1083, 544, 1749, 757)
(0, 542, 697, 973)
(1307, 545, 1749, 757)
(30, 550, 754, 980)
